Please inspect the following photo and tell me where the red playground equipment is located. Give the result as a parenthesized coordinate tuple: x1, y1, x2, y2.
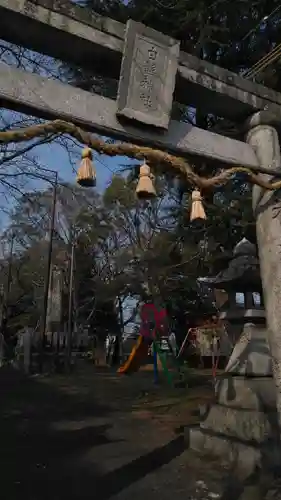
(118, 304, 168, 375)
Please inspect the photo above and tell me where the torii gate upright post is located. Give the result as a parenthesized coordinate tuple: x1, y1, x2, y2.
(246, 111, 281, 430)
(186, 115, 281, 476)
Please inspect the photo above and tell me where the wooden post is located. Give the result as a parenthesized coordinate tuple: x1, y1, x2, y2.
(246, 111, 281, 432)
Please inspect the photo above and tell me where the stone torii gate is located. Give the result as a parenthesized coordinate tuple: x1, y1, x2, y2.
(1, 0, 281, 472)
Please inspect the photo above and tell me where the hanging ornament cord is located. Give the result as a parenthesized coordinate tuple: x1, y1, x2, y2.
(1, 120, 281, 191)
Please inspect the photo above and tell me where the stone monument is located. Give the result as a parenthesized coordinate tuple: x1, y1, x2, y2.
(187, 238, 279, 477)
(0, 332, 4, 367)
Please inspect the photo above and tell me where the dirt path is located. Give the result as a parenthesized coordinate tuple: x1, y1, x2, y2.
(0, 364, 235, 500)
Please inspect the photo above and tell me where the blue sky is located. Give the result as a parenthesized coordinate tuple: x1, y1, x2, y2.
(0, 0, 140, 232)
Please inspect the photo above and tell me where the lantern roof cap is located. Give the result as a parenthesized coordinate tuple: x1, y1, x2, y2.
(233, 237, 256, 257)
(202, 238, 261, 292)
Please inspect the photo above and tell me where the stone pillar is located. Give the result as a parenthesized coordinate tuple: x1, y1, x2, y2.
(188, 323, 278, 476)
(187, 236, 279, 476)
(246, 111, 281, 432)
(23, 329, 32, 374)
(0, 333, 4, 367)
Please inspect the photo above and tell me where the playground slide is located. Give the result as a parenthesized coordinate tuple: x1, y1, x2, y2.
(118, 336, 150, 374)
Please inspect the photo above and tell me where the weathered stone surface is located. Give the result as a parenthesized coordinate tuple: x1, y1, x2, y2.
(188, 425, 262, 478)
(246, 119, 281, 425)
(224, 324, 272, 376)
(46, 269, 63, 330)
(187, 372, 278, 470)
(117, 20, 179, 129)
(187, 325, 278, 471)
(178, 53, 281, 120)
(0, 62, 261, 168)
(216, 376, 276, 411)
(205, 238, 261, 291)
(2, 0, 281, 120)
(0, 0, 124, 79)
(245, 110, 281, 130)
(200, 404, 277, 443)
(188, 425, 281, 479)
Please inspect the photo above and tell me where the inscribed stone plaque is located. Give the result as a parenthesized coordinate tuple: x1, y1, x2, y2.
(117, 20, 180, 129)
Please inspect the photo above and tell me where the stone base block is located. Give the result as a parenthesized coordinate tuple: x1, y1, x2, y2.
(216, 376, 276, 411)
(185, 374, 280, 477)
(200, 403, 278, 443)
(186, 425, 281, 479)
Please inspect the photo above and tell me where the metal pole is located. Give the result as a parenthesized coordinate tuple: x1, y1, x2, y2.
(39, 173, 58, 372)
(1, 234, 14, 340)
(66, 237, 75, 371)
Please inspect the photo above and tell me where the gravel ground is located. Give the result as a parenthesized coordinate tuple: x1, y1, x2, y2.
(0, 363, 278, 500)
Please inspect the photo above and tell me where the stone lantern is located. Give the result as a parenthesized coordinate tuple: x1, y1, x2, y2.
(206, 238, 270, 377)
(188, 238, 279, 475)
(210, 238, 265, 323)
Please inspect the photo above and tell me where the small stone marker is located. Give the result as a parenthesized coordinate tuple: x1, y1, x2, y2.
(23, 328, 32, 374)
(117, 20, 180, 129)
(0, 333, 4, 367)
